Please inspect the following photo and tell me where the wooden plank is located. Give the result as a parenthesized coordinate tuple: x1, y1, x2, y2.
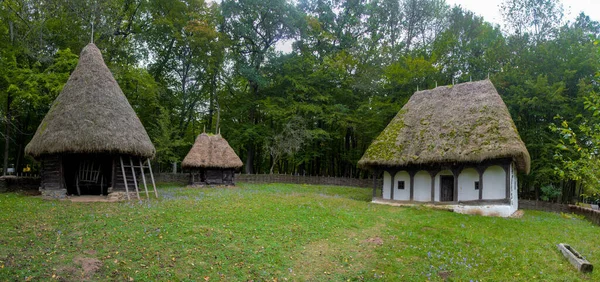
(558, 243, 593, 273)
(119, 156, 131, 200)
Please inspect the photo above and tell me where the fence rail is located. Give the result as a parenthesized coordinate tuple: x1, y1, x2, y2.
(519, 200, 600, 225)
(153, 173, 381, 188)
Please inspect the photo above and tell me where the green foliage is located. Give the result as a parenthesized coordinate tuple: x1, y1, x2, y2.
(540, 184, 562, 202)
(1, 0, 600, 194)
(151, 108, 187, 169)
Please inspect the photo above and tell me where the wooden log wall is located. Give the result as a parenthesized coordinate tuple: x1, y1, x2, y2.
(112, 157, 142, 192)
(41, 155, 63, 190)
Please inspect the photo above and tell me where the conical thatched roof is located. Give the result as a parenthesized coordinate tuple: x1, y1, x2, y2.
(181, 133, 243, 169)
(25, 43, 155, 158)
(358, 80, 530, 173)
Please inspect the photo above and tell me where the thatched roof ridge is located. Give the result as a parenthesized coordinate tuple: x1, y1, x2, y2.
(181, 133, 243, 169)
(358, 79, 530, 173)
(25, 43, 155, 158)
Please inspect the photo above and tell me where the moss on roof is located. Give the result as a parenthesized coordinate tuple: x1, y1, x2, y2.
(358, 80, 530, 173)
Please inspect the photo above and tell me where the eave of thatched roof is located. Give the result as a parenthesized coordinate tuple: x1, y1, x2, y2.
(25, 43, 155, 158)
(358, 79, 531, 174)
(181, 133, 243, 169)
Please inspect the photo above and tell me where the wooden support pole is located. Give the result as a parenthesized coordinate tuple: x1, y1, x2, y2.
(390, 171, 395, 200)
(372, 171, 377, 199)
(129, 157, 140, 200)
(119, 156, 130, 200)
(477, 166, 485, 200)
(452, 167, 461, 202)
(139, 158, 150, 199)
(429, 170, 439, 203)
(409, 170, 416, 201)
(147, 159, 158, 198)
(503, 163, 511, 200)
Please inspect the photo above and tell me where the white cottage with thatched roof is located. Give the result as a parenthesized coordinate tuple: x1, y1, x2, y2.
(25, 43, 157, 200)
(182, 133, 243, 186)
(358, 80, 530, 217)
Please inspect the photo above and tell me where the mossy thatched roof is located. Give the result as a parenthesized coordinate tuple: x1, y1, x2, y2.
(181, 133, 243, 169)
(25, 43, 155, 158)
(358, 80, 530, 173)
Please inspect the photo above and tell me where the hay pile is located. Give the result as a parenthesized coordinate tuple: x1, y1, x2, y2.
(358, 80, 530, 173)
(25, 43, 155, 158)
(182, 133, 243, 169)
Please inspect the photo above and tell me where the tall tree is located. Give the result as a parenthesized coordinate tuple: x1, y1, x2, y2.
(222, 0, 298, 174)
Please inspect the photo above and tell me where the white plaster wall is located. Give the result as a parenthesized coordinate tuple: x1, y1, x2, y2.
(454, 204, 515, 217)
(511, 162, 519, 210)
(394, 171, 411, 201)
(383, 171, 391, 199)
(458, 168, 479, 201)
(413, 171, 432, 202)
(482, 165, 506, 200)
(434, 170, 453, 202)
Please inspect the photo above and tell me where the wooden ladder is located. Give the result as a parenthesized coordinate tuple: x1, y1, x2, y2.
(119, 156, 158, 200)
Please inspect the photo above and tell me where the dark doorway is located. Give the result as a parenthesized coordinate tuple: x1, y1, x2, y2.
(440, 175, 454, 202)
(63, 154, 112, 195)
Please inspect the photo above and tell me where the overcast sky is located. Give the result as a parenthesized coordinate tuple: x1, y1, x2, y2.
(446, 0, 600, 25)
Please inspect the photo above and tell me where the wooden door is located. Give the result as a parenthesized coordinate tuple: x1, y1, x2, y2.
(440, 175, 454, 202)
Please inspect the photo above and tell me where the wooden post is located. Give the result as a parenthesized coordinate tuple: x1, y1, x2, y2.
(452, 167, 462, 202)
(476, 165, 486, 200)
(119, 156, 130, 200)
(111, 158, 116, 194)
(372, 171, 377, 199)
(146, 159, 158, 198)
(139, 158, 150, 199)
(409, 170, 416, 201)
(129, 157, 140, 200)
(429, 170, 439, 203)
(503, 163, 511, 200)
(389, 170, 395, 200)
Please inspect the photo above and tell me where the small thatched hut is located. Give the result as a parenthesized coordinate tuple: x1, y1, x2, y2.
(25, 43, 156, 199)
(358, 79, 530, 217)
(181, 133, 243, 185)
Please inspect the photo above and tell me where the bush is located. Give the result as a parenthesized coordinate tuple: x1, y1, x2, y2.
(540, 184, 562, 202)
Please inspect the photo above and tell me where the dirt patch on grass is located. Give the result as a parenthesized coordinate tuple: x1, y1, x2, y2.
(292, 224, 384, 280)
(438, 270, 452, 280)
(362, 237, 383, 245)
(511, 210, 525, 218)
(73, 256, 103, 278)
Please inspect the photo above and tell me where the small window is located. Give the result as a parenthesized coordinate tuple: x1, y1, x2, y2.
(474, 181, 480, 190)
(398, 181, 405, 190)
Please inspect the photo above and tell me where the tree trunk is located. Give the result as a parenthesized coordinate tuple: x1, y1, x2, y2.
(3, 93, 11, 176)
(245, 145, 254, 174)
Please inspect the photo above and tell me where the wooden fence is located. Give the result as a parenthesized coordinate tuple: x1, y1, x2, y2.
(519, 200, 600, 225)
(0, 175, 41, 192)
(153, 173, 381, 188)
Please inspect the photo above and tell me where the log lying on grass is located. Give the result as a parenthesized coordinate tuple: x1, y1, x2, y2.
(557, 243, 593, 273)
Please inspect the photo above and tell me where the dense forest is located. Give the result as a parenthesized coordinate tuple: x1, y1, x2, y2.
(1, 0, 599, 202)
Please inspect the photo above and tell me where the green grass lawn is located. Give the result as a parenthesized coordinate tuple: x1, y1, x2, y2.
(1, 183, 599, 281)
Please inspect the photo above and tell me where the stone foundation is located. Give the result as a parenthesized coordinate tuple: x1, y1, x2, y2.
(0, 178, 6, 192)
(41, 189, 68, 199)
(106, 191, 143, 201)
